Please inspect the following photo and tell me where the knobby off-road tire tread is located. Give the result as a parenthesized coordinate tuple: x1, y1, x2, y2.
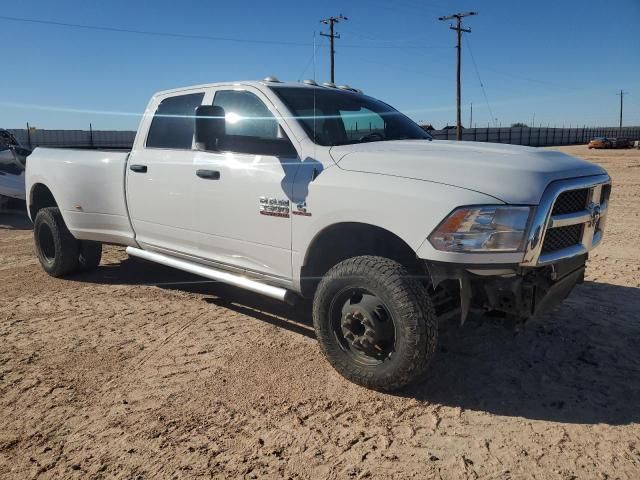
(78, 241, 103, 271)
(313, 255, 438, 391)
(34, 207, 79, 277)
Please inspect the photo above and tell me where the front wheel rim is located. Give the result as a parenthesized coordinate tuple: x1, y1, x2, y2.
(330, 288, 396, 366)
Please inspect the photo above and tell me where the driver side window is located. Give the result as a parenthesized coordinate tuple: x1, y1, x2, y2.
(212, 90, 279, 140)
(210, 90, 294, 156)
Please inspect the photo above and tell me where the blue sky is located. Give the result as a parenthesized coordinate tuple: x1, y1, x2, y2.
(1, 0, 638, 130)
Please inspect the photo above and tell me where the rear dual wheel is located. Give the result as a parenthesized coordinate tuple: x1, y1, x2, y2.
(78, 240, 103, 271)
(34, 207, 102, 277)
(313, 256, 438, 392)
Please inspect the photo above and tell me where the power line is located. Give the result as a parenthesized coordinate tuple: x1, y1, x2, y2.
(340, 43, 440, 49)
(349, 56, 452, 81)
(336, 23, 449, 48)
(464, 35, 496, 127)
(344, 30, 430, 45)
(320, 14, 348, 83)
(0, 14, 308, 46)
(438, 11, 477, 140)
(0, 14, 442, 51)
(397, 0, 442, 12)
(368, 0, 441, 17)
(480, 66, 584, 91)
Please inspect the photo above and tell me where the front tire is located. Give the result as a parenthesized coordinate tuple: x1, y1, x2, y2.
(33, 207, 79, 277)
(313, 256, 438, 391)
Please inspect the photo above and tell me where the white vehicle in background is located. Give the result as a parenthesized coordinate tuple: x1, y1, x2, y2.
(0, 129, 30, 202)
(25, 77, 611, 391)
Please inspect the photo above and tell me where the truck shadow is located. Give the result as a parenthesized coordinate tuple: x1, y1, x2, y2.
(406, 280, 640, 425)
(73, 256, 316, 339)
(75, 258, 640, 425)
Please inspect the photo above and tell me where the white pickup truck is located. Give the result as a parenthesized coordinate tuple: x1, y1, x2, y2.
(26, 78, 611, 391)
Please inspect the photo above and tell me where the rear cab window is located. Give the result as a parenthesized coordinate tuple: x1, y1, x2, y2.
(146, 93, 205, 149)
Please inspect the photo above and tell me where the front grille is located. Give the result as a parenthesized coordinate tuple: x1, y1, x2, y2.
(523, 177, 610, 266)
(551, 188, 590, 215)
(542, 224, 583, 253)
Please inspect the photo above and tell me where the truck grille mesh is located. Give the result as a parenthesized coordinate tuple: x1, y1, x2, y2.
(551, 188, 590, 215)
(542, 225, 583, 253)
(528, 179, 611, 265)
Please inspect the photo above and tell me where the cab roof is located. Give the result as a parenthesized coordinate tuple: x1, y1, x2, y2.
(153, 79, 361, 97)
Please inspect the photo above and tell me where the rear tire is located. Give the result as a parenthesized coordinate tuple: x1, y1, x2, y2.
(313, 255, 437, 391)
(33, 207, 79, 277)
(78, 240, 102, 271)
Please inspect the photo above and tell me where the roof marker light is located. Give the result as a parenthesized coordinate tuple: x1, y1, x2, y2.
(303, 79, 318, 86)
(263, 76, 282, 83)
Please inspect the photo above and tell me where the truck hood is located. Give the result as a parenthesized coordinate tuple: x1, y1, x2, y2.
(330, 140, 606, 204)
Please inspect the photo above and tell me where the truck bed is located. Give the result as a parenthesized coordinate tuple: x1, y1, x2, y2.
(26, 147, 136, 245)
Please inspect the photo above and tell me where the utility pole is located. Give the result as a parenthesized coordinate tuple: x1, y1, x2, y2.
(320, 14, 347, 84)
(439, 11, 477, 141)
(469, 102, 473, 128)
(617, 89, 628, 133)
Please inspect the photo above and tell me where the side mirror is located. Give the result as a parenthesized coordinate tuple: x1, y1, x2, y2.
(195, 105, 225, 151)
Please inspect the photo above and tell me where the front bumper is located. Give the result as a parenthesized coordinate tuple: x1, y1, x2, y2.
(426, 254, 587, 322)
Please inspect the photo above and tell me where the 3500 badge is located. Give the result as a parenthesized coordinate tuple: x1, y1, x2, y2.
(259, 197, 290, 217)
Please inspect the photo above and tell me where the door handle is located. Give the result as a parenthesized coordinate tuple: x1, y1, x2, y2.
(129, 164, 147, 173)
(196, 169, 220, 180)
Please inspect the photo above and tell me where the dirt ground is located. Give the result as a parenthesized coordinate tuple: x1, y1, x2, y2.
(1, 145, 639, 479)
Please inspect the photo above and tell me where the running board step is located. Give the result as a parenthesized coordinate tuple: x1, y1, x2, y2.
(125, 246, 295, 304)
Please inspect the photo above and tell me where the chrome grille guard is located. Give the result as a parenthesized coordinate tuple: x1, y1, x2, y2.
(521, 174, 611, 267)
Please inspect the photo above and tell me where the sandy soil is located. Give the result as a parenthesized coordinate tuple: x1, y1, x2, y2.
(1, 145, 639, 479)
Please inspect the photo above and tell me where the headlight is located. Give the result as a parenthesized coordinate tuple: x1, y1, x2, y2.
(429, 206, 532, 253)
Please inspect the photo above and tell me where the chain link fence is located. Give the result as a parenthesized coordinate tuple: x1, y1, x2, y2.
(428, 126, 640, 146)
(7, 126, 640, 149)
(8, 129, 135, 149)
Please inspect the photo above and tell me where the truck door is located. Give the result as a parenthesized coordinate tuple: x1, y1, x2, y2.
(193, 87, 299, 281)
(126, 90, 206, 257)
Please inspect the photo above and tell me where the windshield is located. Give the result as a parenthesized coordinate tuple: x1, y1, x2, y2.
(271, 86, 431, 146)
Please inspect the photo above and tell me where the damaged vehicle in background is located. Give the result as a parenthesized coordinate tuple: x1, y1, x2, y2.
(0, 129, 30, 203)
(24, 78, 611, 391)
